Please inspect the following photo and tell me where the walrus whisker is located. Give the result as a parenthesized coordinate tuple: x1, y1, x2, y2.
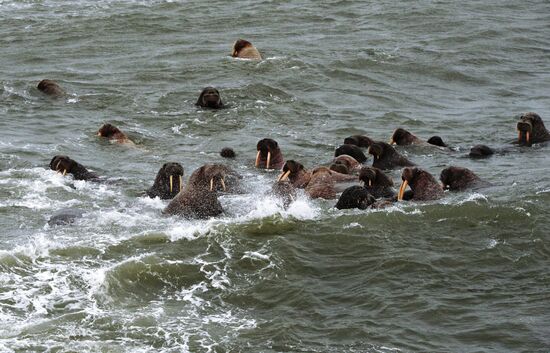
(169, 175, 173, 193)
(398, 180, 408, 201)
(266, 151, 271, 169)
(210, 178, 214, 191)
(255, 151, 261, 168)
(179, 175, 183, 191)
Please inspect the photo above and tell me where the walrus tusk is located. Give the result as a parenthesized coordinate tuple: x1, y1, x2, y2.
(220, 178, 226, 191)
(266, 151, 271, 169)
(398, 180, 408, 201)
(289, 194, 295, 202)
(179, 175, 183, 191)
(368, 179, 372, 187)
(277, 170, 291, 182)
(56, 161, 61, 169)
(62, 169, 67, 176)
(169, 175, 173, 193)
(526, 131, 530, 144)
(96, 132, 102, 136)
(210, 178, 214, 191)
(389, 139, 395, 145)
(255, 151, 261, 168)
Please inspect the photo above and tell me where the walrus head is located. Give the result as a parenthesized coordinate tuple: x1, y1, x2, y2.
(427, 136, 447, 147)
(196, 87, 224, 109)
(220, 147, 236, 158)
(390, 128, 419, 145)
(277, 160, 310, 188)
(329, 162, 349, 175)
(517, 112, 550, 146)
(334, 144, 367, 163)
(49, 155, 98, 181)
(469, 144, 494, 158)
(398, 167, 443, 201)
(188, 164, 231, 192)
(37, 79, 65, 97)
(335, 186, 376, 210)
(147, 163, 184, 199)
(343, 135, 374, 148)
(368, 142, 415, 169)
(232, 39, 252, 57)
(440, 166, 481, 191)
(359, 166, 393, 188)
(97, 123, 123, 139)
(255, 138, 283, 169)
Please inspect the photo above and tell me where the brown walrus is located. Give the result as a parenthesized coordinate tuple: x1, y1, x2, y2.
(398, 167, 444, 201)
(334, 144, 367, 163)
(255, 138, 284, 170)
(305, 167, 337, 199)
(358, 166, 395, 199)
(231, 39, 262, 60)
(368, 142, 415, 170)
(146, 163, 184, 200)
(196, 87, 224, 109)
(97, 123, 134, 145)
(332, 154, 361, 173)
(37, 79, 65, 97)
(49, 155, 99, 181)
(390, 128, 448, 147)
(440, 166, 488, 191)
(277, 160, 311, 188)
(163, 164, 230, 219)
(343, 135, 375, 148)
(516, 112, 550, 146)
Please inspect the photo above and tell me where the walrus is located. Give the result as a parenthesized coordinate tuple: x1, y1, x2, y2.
(196, 87, 224, 109)
(343, 135, 375, 148)
(335, 186, 376, 210)
(271, 181, 297, 208)
(334, 144, 367, 163)
(427, 136, 448, 147)
(277, 160, 311, 188)
(231, 39, 262, 60)
(332, 154, 361, 173)
(390, 128, 448, 148)
(146, 163, 184, 199)
(97, 123, 134, 145)
(305, 167, 337, 199)
(329, 162, 349, 175)
(469, 144, 495, 158)
(440, 166, 488, 191)
(516, 112, 550, 146)
(367, 142, 415, 170)
(49, 155, 99, 181)
(163, 164, 229, 219)
(48, 208, 84, 226)
(220, 147, 236, 158)
(358, 166, 395, 199)
(37, 79, 65, 97)
(255, 138, 284, 170)
(398, 167, 444, 201)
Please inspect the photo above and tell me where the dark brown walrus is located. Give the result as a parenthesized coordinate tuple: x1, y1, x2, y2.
(277, 160, 311, 188)
(196, 87, 224, 109)
(390, 128, 448, 147)
(49, 155, 99, 181)
(146, 163, 184, 200)
(255, 138, 284, 170)
(231, 39, 262, 60)
(334, 144, 367, 163)
(368, 142, 415, 170)
(163, 164, 230, 219)
(398, 167, 444, 201)
(358, 166, 395, 199)
(335, 186, 376, 210)
(516, 112, 550, 146)
(440, 166, 488, 191)
(97, 123, 134, 145)
(343, 135, 375, 148)
(37, 79, 65, 97)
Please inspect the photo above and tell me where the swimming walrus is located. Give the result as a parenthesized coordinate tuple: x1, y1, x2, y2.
(277, 160, 311, 188)
(440, 166, 488, 191)
(469, 144, 495, 158)
(368, 142, 415, 170)
(231, 39, 262, 60)
(334, 144, 367, 163)
(220, 147, 236, 158)
(516, 112, 550, 146)
(196, 87, 224, 109)
(97, 123, 134, 145)
(271, 181, 297, 208)
(49, 155, 99, 181)
(335, 186, 376, 210)
(146, 163, 184, 199)
(398, 167, 444, 201)
(390, 128, 448, 147)
(163, 164, 230, 219)
(255, 138, 284, 170)
(358, 166, 395, 199)
(37, 79, 65, 97)
(332, 154, 361, 173)
(305, 167, 338, 199)
(343, 135, 375, 148)
(329, 162, 350, 175)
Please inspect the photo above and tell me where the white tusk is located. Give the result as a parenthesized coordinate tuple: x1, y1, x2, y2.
(169, 175, 173, 193)
(220, 178, 226, 191)
(255, 151, 261, 168)
(179, 175, 183, 191)
(266, 151, 271, 169)
(210, 178, 214, 191)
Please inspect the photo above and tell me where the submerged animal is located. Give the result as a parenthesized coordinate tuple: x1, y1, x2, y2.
(49, 155, 99, 181)
(427, 136, 447, 147)
(146, 163, 184, 199)
(335, 186, 376, 210)
(332, 154, 361, 173)
(358, 166, 395, 199)
(343, 135, 374, 148)
(220, 147, 236, 158)
(469, 144, 495, 158)
(37, 79, 65, 97)
(440, 166, 487, 191)
(48, 208, 84, 226)
(334, 144, 367, 163)
(368, 142, 415, 169)
(390, 128, 448, 147)
(255, 138, 284, 170)
(163, 164, 231, 219)
(196, 87, 224, 109)
(516, 112, 550, 146)
(271, 181, 297, 208)
(97, 123, 134, 145)
(231, 39, 262, 60)
(398, 167, 444, 201)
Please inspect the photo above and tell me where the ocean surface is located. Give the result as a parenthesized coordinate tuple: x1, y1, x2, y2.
(1, 0, 550, 352)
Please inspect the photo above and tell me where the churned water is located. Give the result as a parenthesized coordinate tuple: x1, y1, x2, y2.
(1, 0, 550, 352)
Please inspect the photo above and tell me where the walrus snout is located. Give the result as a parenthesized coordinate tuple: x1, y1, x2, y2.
(255, 138, 283, 169)
(196, 87, 224, 109)
(49, 155, 74, 176)
(163, 163, 185, 194)
(517, 121, 532, 145)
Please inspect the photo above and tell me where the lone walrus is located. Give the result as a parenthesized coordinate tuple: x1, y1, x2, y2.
(37, 79, 65, 97)
(196, 87, 224, 109)
(231, 39, 262, 60)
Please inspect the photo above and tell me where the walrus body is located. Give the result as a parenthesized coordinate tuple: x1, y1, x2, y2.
(146, 163, 184, 199)
(305, 167, 337, 199)
(278, 160, 311, 188)
(163, 164, 229, 219)
(49, 155, 99, 181)
(440, 166, 487, 191)
(97, 123, 134, 145)
(37, 79, 65, 97)
(334, 144, 367, 163)
(516, 112, 550, 146)
(196, 87, 224, 109)
(343, 135, 374, 148)
(231, 39, 262, 60)
(390, 128, 448, 148)
(255, 138, 284, 170)
(368, 142, 415, 170)
(48, 208, 84, 226)
(398, 167, 444, 201)
(358, 166, 395, 199)
(335, 186, 376, 210)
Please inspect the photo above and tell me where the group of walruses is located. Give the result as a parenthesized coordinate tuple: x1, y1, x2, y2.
(39, 39, 550, 222)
